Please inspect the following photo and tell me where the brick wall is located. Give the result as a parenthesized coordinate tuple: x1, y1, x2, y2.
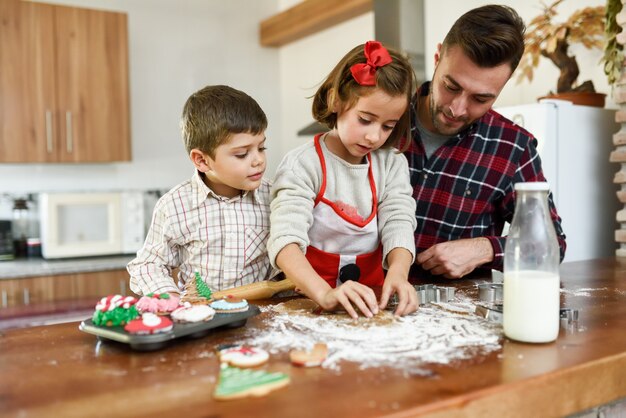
(611, 1, 626, 257)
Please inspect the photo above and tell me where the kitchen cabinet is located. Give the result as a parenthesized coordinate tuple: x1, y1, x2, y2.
(0, 269, 130, 309)
(260, 0, 372, 47)
(0, 0, 130, 163)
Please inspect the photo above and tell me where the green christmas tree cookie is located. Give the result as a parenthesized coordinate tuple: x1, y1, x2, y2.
(213, 364, 290, 400)
(181, 271, 213, 305)
(194, 271, 212, 299)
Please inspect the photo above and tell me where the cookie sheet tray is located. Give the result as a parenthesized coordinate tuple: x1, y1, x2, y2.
(79, 304, 260, 351)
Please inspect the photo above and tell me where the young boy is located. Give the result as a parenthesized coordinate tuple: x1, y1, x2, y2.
(128, 85, 274, 295)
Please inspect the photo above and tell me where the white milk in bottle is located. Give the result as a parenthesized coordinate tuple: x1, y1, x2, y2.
(503, 182, 561, 343)
(503, 270, 560, 342)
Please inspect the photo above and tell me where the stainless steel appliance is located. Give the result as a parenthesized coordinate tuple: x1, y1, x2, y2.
(0, 220, 14, 260)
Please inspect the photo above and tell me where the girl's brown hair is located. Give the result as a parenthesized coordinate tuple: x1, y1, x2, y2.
(312, 42, 415, 149)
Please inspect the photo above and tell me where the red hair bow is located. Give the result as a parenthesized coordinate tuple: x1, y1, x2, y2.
(350, 41, 393, 86)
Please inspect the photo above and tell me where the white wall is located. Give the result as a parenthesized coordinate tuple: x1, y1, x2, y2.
(1, 0, 612, 200)
(275, 0, 612, 162)
(277, 13, 374, 163)
(424, 0, 611, 108)
(0, 0, 281, 197)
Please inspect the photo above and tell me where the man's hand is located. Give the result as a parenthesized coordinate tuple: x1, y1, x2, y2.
(416, 238, 493, 278)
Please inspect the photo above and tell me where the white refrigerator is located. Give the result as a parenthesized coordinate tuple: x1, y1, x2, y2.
(496, 99, 620, 262)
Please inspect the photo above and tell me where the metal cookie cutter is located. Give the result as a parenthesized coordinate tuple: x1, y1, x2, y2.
(415, 284, 456, 305)
(388, 284, 455, 307)
(474, 304, 503, 323)
(475, 303, 580, 326)
(477, 283, 503, 303)
(560, 307, 579, 324)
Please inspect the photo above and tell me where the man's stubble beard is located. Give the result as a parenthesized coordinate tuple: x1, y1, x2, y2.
(428, 90, 471, 136)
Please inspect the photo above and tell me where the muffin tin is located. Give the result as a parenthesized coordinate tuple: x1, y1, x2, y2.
(79, 304, 260, 351)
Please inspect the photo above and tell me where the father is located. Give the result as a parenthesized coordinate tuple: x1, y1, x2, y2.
(404, 5, 566, 279)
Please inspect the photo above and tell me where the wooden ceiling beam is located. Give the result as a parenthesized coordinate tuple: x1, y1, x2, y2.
(260, 0, 373, 47)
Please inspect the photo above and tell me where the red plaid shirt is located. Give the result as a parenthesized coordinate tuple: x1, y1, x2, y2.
(403, 84, 566, 277)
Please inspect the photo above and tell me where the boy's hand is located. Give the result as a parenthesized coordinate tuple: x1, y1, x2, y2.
(379, 272, 418, 317)
(320, 281, 379, 320)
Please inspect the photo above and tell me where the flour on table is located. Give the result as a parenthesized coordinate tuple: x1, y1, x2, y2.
(244, 293, 502, 372)
(560, 287, 608, 297)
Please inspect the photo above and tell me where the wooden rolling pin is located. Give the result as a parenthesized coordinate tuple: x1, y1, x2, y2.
(211, 278, 295, 300)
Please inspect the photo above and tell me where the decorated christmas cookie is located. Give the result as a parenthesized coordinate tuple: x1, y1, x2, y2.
(181, 272, 213, 305)
(136, 292, 180, 315)
(218, 345, 269, 368)
(124, 313, 173, 335)
(171, 303, 216, 323)
(92, 295, 139, 327)
(213, 364, 290, 401)
(211, 295, 249, 313)
(289, 343, 328, 368)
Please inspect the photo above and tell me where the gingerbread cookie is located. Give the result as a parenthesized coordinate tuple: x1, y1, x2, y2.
(218, 345, 269, 368)
(171, 304, 216, 323)
(92, 295, 139, 327)
(136, 292, 180, 315)
(210, 295, 249, 313)
(124, 313, 173, 334)
(181, 272, 213, 305)
(289, 343, 328, 367)
(213, 364, 289, 401)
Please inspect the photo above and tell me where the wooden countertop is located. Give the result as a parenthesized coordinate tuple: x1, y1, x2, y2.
(1, 258, 625, 417)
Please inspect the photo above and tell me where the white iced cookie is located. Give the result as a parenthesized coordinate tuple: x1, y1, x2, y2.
(171, 304, 216, 323)
(218, 346, 269, 368)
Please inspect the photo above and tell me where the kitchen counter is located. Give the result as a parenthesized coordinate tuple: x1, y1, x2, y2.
(0, 255, 134, 279)
(1, 258, 625, 417)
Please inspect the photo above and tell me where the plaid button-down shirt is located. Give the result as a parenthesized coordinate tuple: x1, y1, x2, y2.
(403, 84, 566, 278)
(128, 171, 275, 295)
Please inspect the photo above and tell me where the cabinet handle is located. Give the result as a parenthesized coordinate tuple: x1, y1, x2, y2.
(23, 288, 30, 305)
(1, 290, 7, 308)
(45, 110, 53, 153)
(119, 280, 126, 296)
(65, 111, 73, 153)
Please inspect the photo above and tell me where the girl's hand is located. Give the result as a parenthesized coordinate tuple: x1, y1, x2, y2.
(379, 248, 417, 316)
(320, 281, 379, 320)
(379, 273, 418, 316)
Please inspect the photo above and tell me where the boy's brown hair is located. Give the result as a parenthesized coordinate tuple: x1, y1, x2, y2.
(181, 85, 267, 157)
(312, 42, 415, 149)
(442, 5, 525, 74)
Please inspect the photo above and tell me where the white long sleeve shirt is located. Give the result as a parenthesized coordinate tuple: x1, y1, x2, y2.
(268, 136, 417, 270)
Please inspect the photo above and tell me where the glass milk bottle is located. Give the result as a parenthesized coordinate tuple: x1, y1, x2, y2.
(503, 182, 560, 343)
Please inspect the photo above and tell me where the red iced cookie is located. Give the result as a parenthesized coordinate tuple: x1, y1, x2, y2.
(124, 313, 173, 334)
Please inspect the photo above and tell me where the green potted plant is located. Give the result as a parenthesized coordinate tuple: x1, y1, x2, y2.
(603, 0, 624, 87)
(517, 0, 607, 106)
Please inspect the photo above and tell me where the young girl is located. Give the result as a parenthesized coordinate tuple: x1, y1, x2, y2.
(268, 41, 418, 319)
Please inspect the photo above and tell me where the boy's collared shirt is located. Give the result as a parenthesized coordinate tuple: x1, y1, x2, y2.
(128, 171, 275, 295)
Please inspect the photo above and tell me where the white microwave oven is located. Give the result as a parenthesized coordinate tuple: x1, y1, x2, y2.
(39, 192, 147, 259)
